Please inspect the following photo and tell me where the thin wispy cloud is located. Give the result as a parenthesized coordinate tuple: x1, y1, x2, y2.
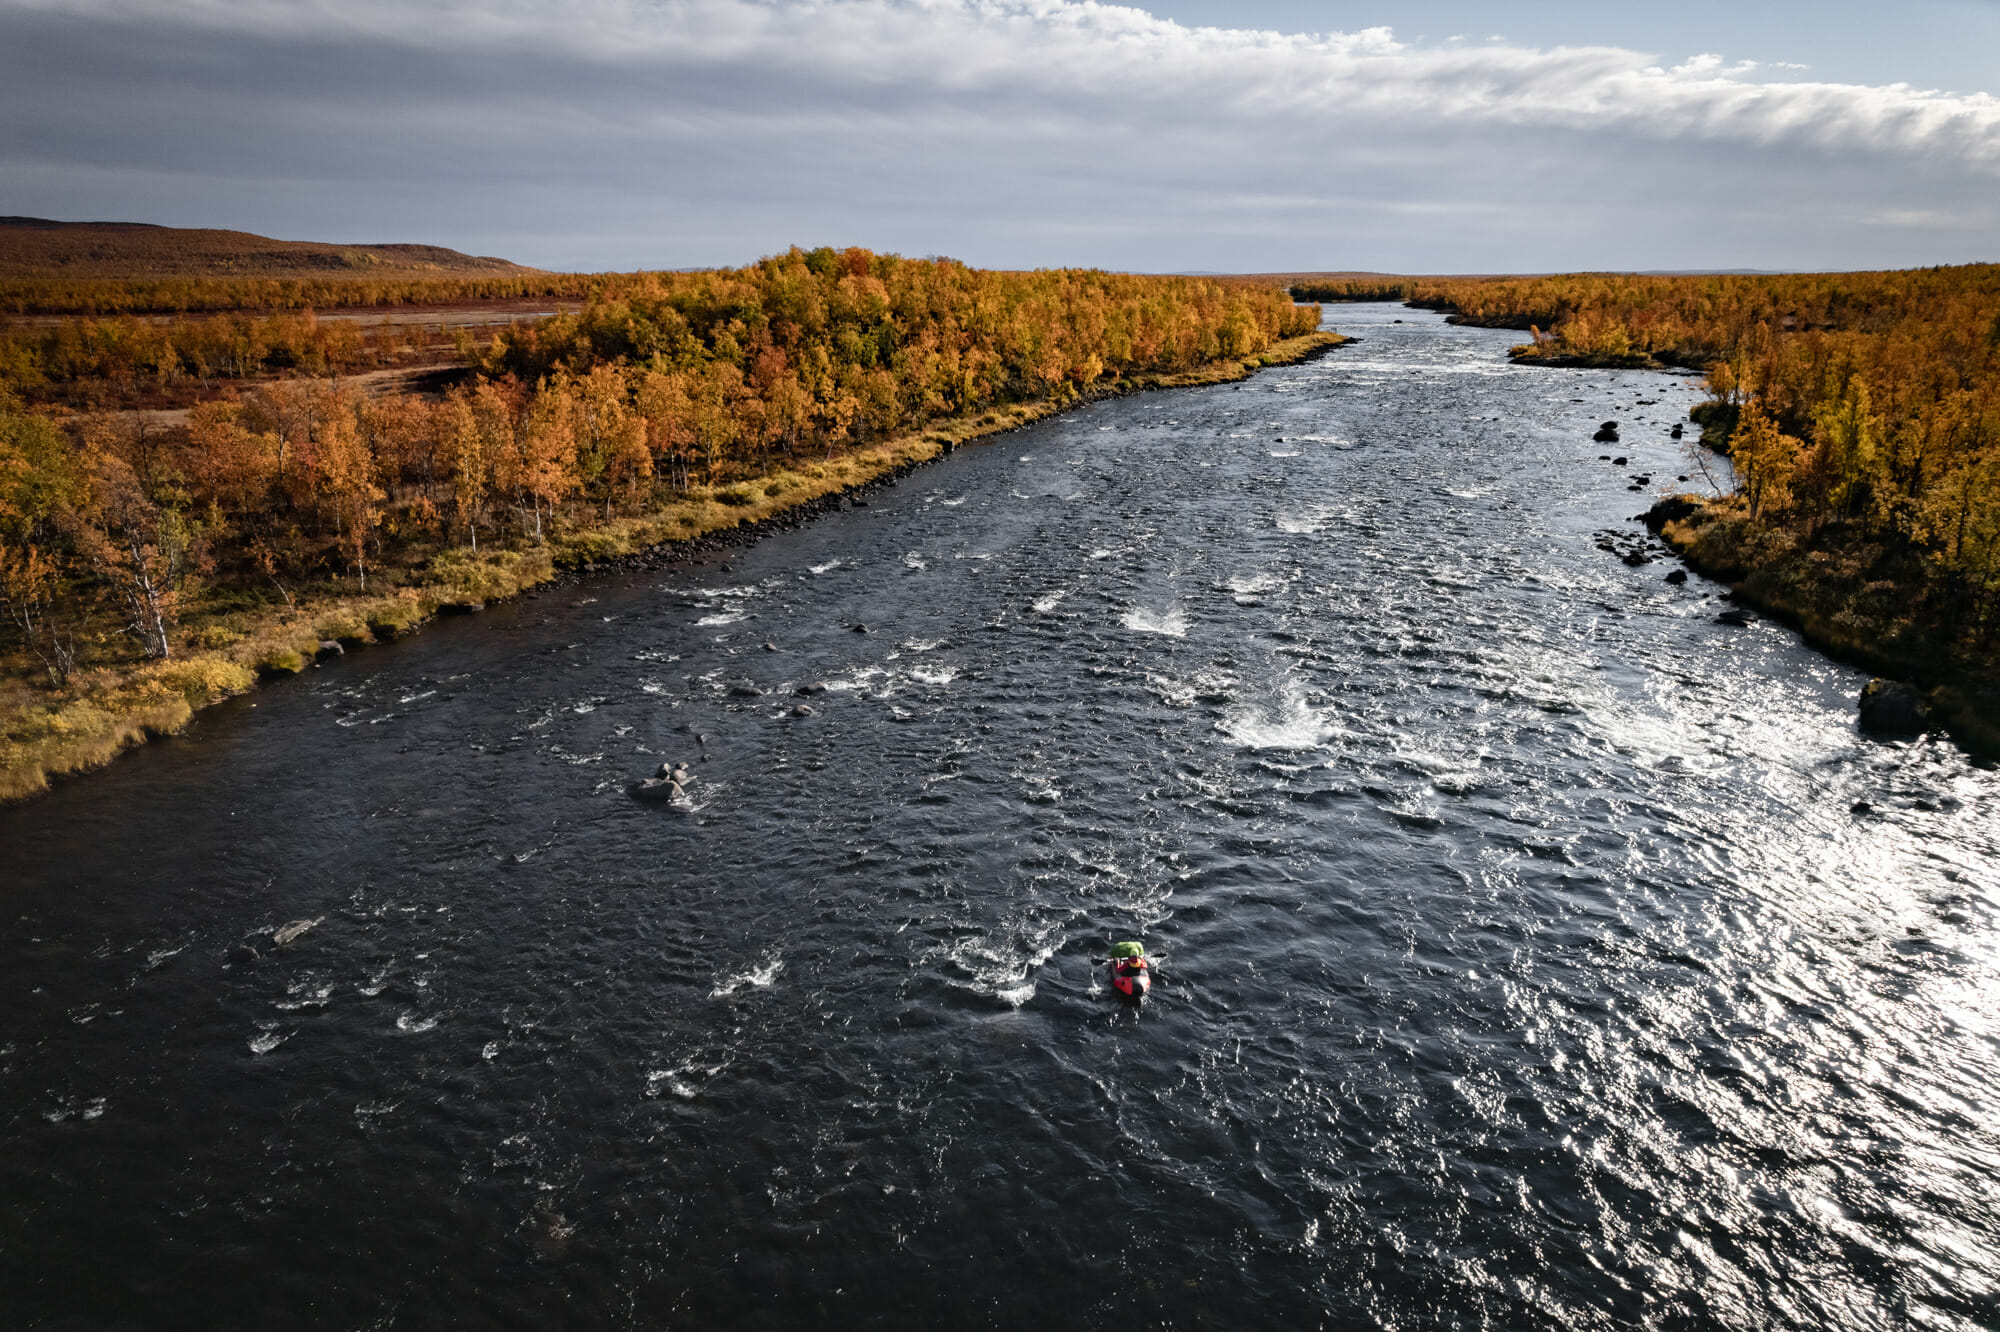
(3, 0, 1995, 270)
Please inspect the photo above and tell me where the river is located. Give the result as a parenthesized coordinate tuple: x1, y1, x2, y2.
(3, 304, 1996, 1330)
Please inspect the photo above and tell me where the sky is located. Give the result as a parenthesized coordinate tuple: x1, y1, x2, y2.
(2, 0, 1997, 275)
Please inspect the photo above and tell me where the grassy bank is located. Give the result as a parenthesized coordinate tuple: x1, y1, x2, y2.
(1648, 494, 2000, 755)
(0, 329, 1344, 802)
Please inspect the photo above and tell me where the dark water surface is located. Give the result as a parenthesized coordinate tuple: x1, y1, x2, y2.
(4, 306, 1997, 1330)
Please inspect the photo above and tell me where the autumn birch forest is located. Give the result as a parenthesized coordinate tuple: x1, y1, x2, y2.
(0, 247, 1326, 794)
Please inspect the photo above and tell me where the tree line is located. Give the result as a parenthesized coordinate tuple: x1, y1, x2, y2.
(0, 271, 603, 317)
(1, 249, 1320, 681)
(0, 310, 497, 408)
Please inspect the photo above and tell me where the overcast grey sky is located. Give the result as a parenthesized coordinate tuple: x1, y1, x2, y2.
(2, 0, 1996, 274)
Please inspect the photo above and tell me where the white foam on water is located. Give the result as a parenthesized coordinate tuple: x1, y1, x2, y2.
(395, 1012, 438, 1033)
(697, 610, 747, 626)
(904, 638, 945, 652)
(710, 958, 783, 997)
(941, 497, 967, 507)
(1088, 548, 1124, 561)
(910, 666, 959, 686)
(1268, 449, 1301, 458)
(646, 1060, 727, 1099)
(950, 934, 1061, 1008)
(809, 559, 841, 574)
(1122, 606, 1189, 637)
(670, 777, 725, 813)
(904, 552, 929, 571)
(1146, 674, 1196, 708)
(482, 1041, 500, 1061)
(274, 982, 335, 1010)
(248, 1029, 287, 1055)
(1189, 668, 1238, 699)
(1021, 772, 1063, 803)
(1275, 509, 1325, 534)
(1220, 680, 1333, 751)
(1032, 591, 1067, 613)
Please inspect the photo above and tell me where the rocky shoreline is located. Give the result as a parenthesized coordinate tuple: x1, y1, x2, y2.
(1641, 495, 2000, 759)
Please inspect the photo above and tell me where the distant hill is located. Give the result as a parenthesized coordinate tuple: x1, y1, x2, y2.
(0, 218, 538, 279)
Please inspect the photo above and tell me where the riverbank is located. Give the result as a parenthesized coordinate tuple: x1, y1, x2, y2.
(1381, 270, 2000, 755)
(1645, 494, 2000, 757)
(0, 328, 1346, 802)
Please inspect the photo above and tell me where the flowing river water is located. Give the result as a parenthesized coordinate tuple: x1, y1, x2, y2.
(3, 305, 1997, 1330)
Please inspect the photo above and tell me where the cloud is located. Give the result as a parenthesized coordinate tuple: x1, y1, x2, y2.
(2, 0, 1995, 270)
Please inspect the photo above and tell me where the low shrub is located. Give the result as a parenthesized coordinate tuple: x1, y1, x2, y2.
(183, 624, 243, 650)
(366, 599, 425, 639)
(152, 655, 256, 705)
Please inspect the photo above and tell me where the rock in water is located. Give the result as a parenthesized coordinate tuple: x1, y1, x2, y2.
(273, 917, 324, 946)
(1858, 679, 1931, 736)
(1664, 569, 1688, 585)
(1641, 495, 1702, 531)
